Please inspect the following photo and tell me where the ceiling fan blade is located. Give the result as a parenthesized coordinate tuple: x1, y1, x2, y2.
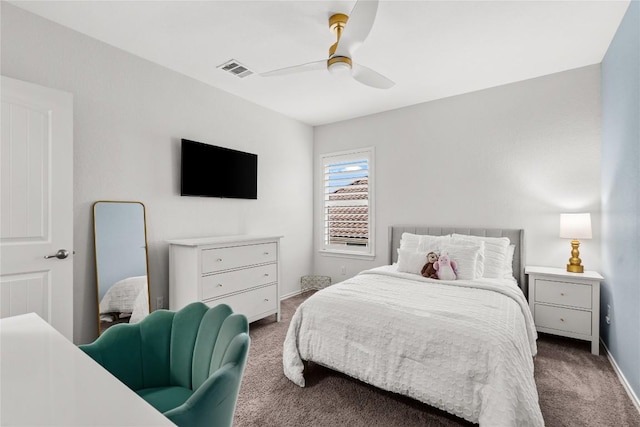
(334, 0, 379, 58)
(352, 63, 395, 89)
(261, 60, 325, 77)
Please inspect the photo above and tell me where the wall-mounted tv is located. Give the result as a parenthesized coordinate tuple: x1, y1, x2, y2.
(181, 139, 257, 199)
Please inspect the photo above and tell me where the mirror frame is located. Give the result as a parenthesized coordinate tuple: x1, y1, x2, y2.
(93, 200, 151, 335)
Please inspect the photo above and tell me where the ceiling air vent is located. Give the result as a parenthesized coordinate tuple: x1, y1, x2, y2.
(217, 59, 254, 78)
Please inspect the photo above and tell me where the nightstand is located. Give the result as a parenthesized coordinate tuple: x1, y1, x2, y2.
(525, 266, 603, 355)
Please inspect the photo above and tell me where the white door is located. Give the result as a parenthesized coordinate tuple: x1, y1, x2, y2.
(0, 76, 74, 340)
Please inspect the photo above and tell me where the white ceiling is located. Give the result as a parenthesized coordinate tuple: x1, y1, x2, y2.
(10, 0, 630, 126)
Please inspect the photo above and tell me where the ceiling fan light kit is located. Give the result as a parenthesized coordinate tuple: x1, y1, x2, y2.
(260, 0, 394, 90)
(328, 56, 352, 74)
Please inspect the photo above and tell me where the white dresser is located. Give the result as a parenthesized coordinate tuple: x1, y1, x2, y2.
(169, 235, 282, 322)
(526, 266, 602, 355)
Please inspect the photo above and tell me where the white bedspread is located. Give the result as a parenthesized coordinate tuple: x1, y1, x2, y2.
(283, 266, 543, 427)
(99, 275, 149, 324)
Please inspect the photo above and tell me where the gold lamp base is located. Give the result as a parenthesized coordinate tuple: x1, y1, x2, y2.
(566, 264, 584, 273)
(566, 239, 585, 273)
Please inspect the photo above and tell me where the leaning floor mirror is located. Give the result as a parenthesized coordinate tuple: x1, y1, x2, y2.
(93, 201, 151, 335)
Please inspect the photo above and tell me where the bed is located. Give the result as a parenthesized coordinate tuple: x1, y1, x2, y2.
(99, 275, 149, 324)
(283, 226, 544, 427)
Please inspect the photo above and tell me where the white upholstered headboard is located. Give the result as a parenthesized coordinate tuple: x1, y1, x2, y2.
(388, 226, 526, 295)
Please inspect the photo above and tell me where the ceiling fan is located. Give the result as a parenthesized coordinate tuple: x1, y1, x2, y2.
(261, 0, 395, 90)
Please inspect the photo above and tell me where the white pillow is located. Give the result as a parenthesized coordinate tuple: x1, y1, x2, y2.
(399, 233, 421, 252)
(451, 234, 510, 279)
(441, 243, 483, 280)
(397, 249, 429, 275)
(418, 234, 451, 253)
(450, 237, 485, 278)
(503, 244, 516, 278)
(399, 232, 451, 252)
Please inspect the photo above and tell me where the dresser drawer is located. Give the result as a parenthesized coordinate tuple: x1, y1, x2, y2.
(534, 279, 591, 309)
(206, 284, 277, 321)
(202, 243, 277, 274)
(535, 304, 591, 335)
(201, 264, 277, 300)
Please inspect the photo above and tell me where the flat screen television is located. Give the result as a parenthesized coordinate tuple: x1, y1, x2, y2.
(181, 139, 257, 199)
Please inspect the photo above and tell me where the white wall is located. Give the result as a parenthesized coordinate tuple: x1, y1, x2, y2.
(314, 65, 601, 283)
(1, 3, 314, 344)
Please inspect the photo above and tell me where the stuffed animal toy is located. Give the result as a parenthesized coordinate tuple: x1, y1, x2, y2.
(421, 251, 440, 279)
(434, 251, 457, 281)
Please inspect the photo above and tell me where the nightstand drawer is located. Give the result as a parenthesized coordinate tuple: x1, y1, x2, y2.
(534, 279, 591, 309)
(534, 304, 591, 335)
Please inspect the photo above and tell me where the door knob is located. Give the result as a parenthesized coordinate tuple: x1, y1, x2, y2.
(44, 249, 70, 260)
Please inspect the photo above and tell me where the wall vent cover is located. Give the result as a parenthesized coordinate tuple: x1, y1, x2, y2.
(217, 60, 254, 78)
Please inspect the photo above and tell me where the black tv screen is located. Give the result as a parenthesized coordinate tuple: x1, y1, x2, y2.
(181, 139, 257, 199)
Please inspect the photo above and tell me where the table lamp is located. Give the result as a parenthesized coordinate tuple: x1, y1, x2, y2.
(559, 213, 592, 273)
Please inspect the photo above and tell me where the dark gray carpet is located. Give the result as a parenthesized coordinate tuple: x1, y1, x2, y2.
(234, 292, 640, 426)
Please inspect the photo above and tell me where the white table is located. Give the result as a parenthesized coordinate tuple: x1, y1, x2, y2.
(0, 313, 175, 426)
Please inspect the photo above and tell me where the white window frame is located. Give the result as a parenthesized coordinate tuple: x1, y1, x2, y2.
(318, 147, 375, 260)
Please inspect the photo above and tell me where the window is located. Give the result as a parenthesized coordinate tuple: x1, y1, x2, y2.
(320, 148, 374, 258)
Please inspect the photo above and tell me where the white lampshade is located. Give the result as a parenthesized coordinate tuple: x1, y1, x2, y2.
(559, 213, 592, 239)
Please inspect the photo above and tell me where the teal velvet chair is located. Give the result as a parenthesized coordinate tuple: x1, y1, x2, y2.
(80, 302, 250, 427)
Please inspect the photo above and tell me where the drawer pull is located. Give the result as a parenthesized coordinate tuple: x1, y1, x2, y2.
(560, 292, 565, 296)
(263, 252, 270, 255)
(216, 284, 223, 287)
(560, 318, 565, 322)
(264, 298, 269, 302)
(264, 273, 269, 277)
(216, 258, 223, 262)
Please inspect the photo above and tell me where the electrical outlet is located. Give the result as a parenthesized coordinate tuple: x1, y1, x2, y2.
(341, 265, 346, 275)
(157, 296, 164, 310)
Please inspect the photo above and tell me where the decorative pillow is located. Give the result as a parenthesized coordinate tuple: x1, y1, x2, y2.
(399, 233, 421, 251)
(399, 232, 451, 252)
(450, 237, 485, 278)
(418, 234, 451, 253)
(503, 244, 516, 278)
(440, 243, 483, 280)
(396, 248, 428, 275)
(452, 234, 510, 279)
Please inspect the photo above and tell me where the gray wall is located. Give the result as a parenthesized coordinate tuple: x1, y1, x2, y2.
(314, 66, 602, 282)
(601, 0, 640, 401)
(1, 3, 314, 344)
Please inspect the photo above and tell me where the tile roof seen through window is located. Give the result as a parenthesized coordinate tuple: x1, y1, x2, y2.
(327, 178, 368, 244)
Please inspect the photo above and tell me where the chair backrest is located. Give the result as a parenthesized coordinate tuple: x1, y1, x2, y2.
(166, 303, 250, 427)
(191, 305, 249, 389)
(81, 302, 248, 393)
(166, 302, 210, 388)
(167, 302, 249, 390)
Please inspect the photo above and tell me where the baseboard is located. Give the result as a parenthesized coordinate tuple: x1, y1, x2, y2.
(601, 338, 640, 414)
(281, 287, 320, 301)
(280, 289, 305, 300)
